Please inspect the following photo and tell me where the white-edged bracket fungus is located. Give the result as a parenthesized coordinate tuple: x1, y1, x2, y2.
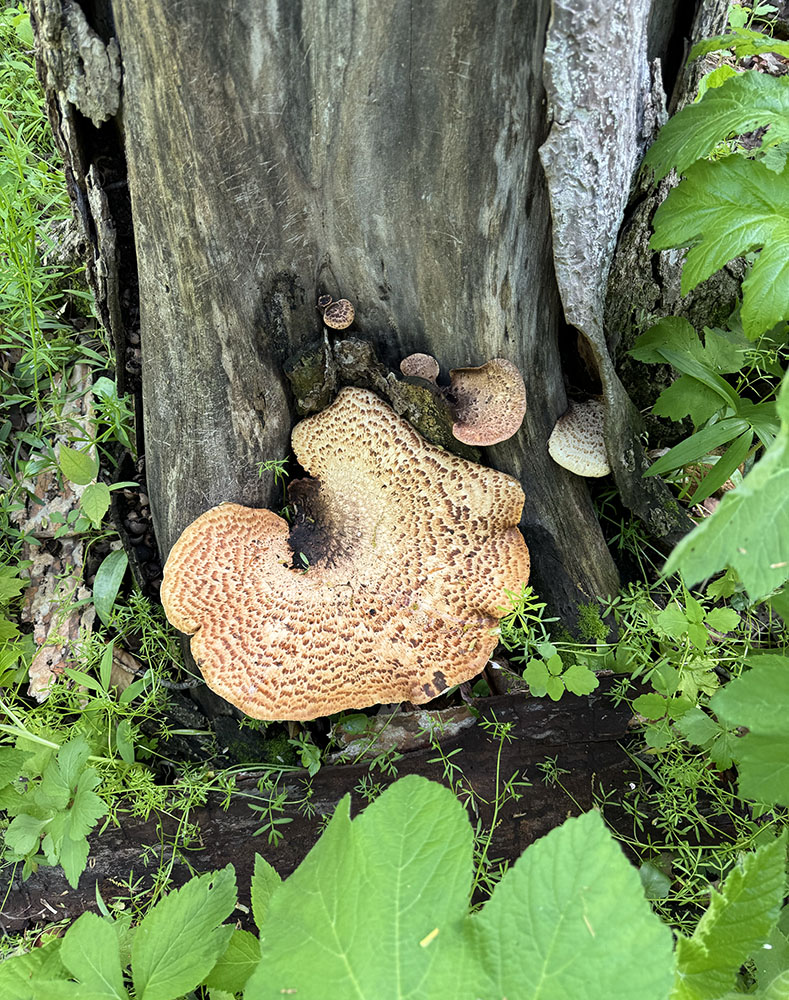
(161, 387, 530, 721)
(547, 398, 611, 477)
(448, 358, 527, 446)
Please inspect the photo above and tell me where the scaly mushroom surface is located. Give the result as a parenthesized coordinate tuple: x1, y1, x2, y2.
(161, 387, 529, 720)
(547, 398, 611, 477)
(449, 358, 527, 446)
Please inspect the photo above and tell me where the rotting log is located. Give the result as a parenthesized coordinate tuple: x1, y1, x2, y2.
(29, 0, 695, 633)
(1, 683, 635, 933)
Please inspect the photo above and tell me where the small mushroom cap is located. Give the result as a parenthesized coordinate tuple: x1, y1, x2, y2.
(316, 293, 333, 310)
(547, 399, 611, 477)
(400, 353, 440, 384)
(449, 358, 527, 446)
(161, 388, 530, 721)
(322, 298, 355, 330)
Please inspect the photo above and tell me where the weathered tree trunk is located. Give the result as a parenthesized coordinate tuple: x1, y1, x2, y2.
(30, 0, 693, 633)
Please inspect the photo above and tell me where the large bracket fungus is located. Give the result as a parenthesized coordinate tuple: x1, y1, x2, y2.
(161, 388, 530, 721)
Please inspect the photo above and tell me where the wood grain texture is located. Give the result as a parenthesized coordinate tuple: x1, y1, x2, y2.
(112, 0, 620, 616)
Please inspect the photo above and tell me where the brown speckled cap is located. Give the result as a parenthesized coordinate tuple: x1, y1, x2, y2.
(161, 387, 530, 721)
(322, 298, 355, 330)
(448, 358, 527, 446)
(547, 399, 611, 477)
(400, 353, 440, 384)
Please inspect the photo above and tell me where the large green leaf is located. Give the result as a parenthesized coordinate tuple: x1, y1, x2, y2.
(650, 157, 789, 338)
(710, 654, 789, 806)
(428, 810, 675, 1000)
(246, 777, 673, 1000)
(92, 549, 128, 627)
(59, 912, 129, 1000)
(672, 833, 787, 1000)
(247, 775, 473, 999)
(690, 29, 789, 62)
(58, 445, 98, 486)
(643, 71, 789, 180)
(664, 373, 789, 600)
(131, 866, 236, 1000)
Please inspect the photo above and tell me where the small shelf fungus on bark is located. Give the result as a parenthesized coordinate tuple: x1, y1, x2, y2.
(160, 387, 530, 721)
(548, 399, 611, 478)
(400, 354, 527, 447)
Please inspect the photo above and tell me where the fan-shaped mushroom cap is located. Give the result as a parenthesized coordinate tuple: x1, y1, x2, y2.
(449, 358, 527, 446)
(547, 399, 611, 477)
(400, 353, 440, 385)
(161, 387, 530, 721)
(322, 298, 355, 330)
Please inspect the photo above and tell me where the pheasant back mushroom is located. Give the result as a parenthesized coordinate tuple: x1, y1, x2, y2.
(161, 388, 530, 720)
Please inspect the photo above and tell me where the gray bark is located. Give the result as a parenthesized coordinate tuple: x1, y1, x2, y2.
(30, 0, 690, 634)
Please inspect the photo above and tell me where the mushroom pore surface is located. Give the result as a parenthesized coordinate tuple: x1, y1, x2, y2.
(161, 387, 530, 720)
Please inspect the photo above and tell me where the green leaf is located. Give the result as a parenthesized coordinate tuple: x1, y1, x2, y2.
(545, 675, 565, 700)
(247, 775, 473, 998)
(524, 658, 550, 697)
(247, 778, 674, 999)
(651, 157, 789, 339)
(131, 866, 236, 1000)
(203, 929, 260, 993)
(58, 446, 99, 486)
(0, 564, 27, 605)
(250, 854, 281, 931)
(4, 812, 48, 855)
(115, 720, 135, 765)
(60, 912, 129, 1000)
(653, 377, 723, 426)
(562, 662, 599, 696)
(711, 654, 789, 804)
(704, 607, 740, 633)
(655, 602, 690, 640)
(665, 373, 789, 599)
(676, 708, 721, 747)
(644, 71, 789, 180)
(634, 693, 668, 720)
(92, 550, 128, 627)
(640, 861, 672, 900)
(647, 418, 750, 478)
(57, 835, 90, 889)
(0, 747, 32, 788)
(430, 810, 675, 1000)
(688, 431, 752, 505)
(672, 833, 787, 999)
(80, 483, 111, 529)
(690, 28, 789, 61)
(67, 769, 107, 839)
(0, 940, 68, 1000)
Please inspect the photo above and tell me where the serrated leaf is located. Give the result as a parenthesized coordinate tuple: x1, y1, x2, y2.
(655, 603, 690, 639)
(60, 912, 129, 999)
(634, 693, 668, 720)
(665, 373, 789, 599)
(676, 708, 721, 746)
(67, 770, 107, 839)
(58, 835, 90, 889)
(651, 157, 789, 339)
(429, 810, 675, 1000)
(80, 483, 111, 529)
(711, 654, 789, 804)
(250, 854, 281, 931)
(562, 662, 599, 696)
(4, 812, 48, 855)
(644, 71, 789, 180)
(704, 607, 740, 633)
(203, 929, 259, 993)
(0, 940, 68, 1000)
(132, 866, 236, 1000)
(58, 446, 98, 486)
(247, 776, 473, 998)
(57, 737, 92, 787)
(653, 377, 722, 426)
(93, 551, 128, 627)
(672, 833, 787, 999)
